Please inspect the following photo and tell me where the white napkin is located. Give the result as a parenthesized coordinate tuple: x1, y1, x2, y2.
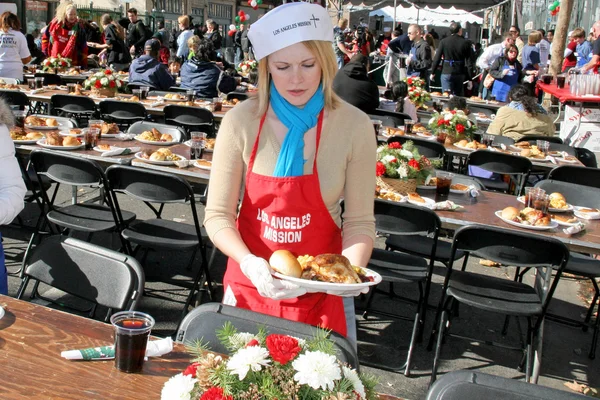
(61, 337, 173, 360)
(563, 222, 586, 235)
(101, 147, 140, 157)
(500, 144, 507, 150)
(431, 200, 463, 211)
(547, 155, 557, 164)
(115, 133, 136, 141)
(151, 100, 165, 107)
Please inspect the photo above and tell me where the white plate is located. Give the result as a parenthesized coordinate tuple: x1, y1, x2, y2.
(510, 144, 532, 151)
(551, 216, 580, 227)
(407, 196, 435, 207)
(101, 132, 123, 138)
(511, 152, 551, 162)
(13, 138, 43, 144)
(516, 196, 573, 213)
(25, 124, 60, 130)
(450, 185, 470, 194)
(59, 130, 84, 137)
(134, 136, 178, 146)
(272, 267, 381, 293)
(0, 305, 4, 320)
(573, 206, 600, 220)
(453, 143, 477, 151)
(194, 160, 212, 170)
(134, 152, 185, 165)
(415, 132, 434, 139)
(495, 211, 558, 230)
(416, 184, 436, 190)
(93, 145, 118, 152)
(556, 156, 579, 164)
(36, 139, 84, 150)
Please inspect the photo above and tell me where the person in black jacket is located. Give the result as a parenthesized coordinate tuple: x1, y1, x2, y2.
(128, 39, 174, 90)
(430, 22, 474, 96)
(488, 44, 523, 102)
(241, 24, 251, 60)
(205, 19, 222, 55)
(95, 14, 131, 71)
(332, 53, 379, 114)
(126, 8, 151, 56)
(406, 24, 432, 88)
(180, 36, 227, 98)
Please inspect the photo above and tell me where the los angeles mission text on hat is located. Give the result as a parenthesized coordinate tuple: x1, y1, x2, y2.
(272, 20, 313, 36)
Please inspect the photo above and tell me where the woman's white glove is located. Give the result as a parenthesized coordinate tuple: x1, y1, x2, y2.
(240, 254, 307, 300)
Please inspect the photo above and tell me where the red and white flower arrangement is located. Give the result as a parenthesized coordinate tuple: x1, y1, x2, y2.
(42, 54, 71, 71)
(82, 69, 125, 91)
(403, 77, 425, 89)
(236, 60, 258, 75)
(376, 141, 436, 184)
(161, 323, 378, 400)
(427, 109, 477, 140)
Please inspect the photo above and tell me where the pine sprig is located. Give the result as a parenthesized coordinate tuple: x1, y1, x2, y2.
(305, 328, 337, 356)
(360, 372, 380, 400)
(216, 321, 239, 352)
(184, 339, 211, 361)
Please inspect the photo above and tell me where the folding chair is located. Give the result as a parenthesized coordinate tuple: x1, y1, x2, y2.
(98, 99, 147, 130)
(547, 165, 600, 189)
(427, 370, 587, 400)
(0, 89, 30, 112)
(50, 94, 97, 126)
(465, 150, 531, 195)
(105, 165, 214, 324)
(163, 104, 214, 138)
(17, 235, 144, 321)
(516, 135, 564, 144)
(371, 108, 411, 125)
(387, 136, 447, 165)
(575, 147, 597, 168)
(177, 302, 359, 370)
(226, 92, 249, 101)
(486, 134, 515, 147)
(34, 72, 62, 86)
(427, 225, 569, 384)
(361, 200, 441, 376)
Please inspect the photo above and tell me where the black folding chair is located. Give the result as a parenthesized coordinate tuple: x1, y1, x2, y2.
(17, 236, 144, 321)
(34, 72, 62, 86)
(427, 225, 569, 384)
(163, 104, 214, 137)
(371, 108, 411, 126)
(547, 165, 600, 189)
(0, 89, 30, 112)
(106, 165, 214, 324)
(487, 134, 515, 147)
(177, 303, 359, 370)
(575, 147, 597, 167)
(427, 370, 588, 400)
(361, 200, 442, 376)
(386, 136, 447, 164)
(50, 94, 97, 126)
(516, 135, 563, 144)
(226, 92, 249, 101)
(466, 150, 532, 195)
(98, 100, 147, 130)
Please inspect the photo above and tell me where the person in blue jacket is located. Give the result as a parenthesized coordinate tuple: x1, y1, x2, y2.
(180, 36, 224, 98)
(128, 39, 175, 91)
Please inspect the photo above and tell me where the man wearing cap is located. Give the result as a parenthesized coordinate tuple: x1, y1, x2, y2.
(128, 39, 175, 90)
(204, 2, 375, 346)
(430, 22, 474, 96)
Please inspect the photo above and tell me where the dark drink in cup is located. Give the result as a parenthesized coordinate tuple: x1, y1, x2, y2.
(213, 97, 222, 112)
(14, 111, 26, 128)
(405, 120, 414, 134)
(186, 90, 194, 102)
(371, 120, 382, 136)
(436, 171, 453, 197)
(35, 77, 44, 89)
(542, 74, 552, 84)
(110, 311, 154, 374)
(28, 79, 36, 89)
(556, 75, 566, 88)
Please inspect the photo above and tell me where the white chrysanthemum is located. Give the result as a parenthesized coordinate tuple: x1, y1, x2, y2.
(160, 373, 197, 400)
(376, 146, 385, 153)
(108, 75, 115, 81)
(397, 162, 409, 178)
(400, 149, 414, 159)
(292, 350, 341, 391)
(100, 77, 109, 86)
(90, 77, 97, 83)
(382, 155, 396, 163)
(342, 366, 366, 399)
(95, 72, 104, 78)
(444, 112, 453, 121)
(226, 346, 271, 380)
(116, 80, 122, 88)
(229, 332, 257, 350)
(429, 116, 436, 125)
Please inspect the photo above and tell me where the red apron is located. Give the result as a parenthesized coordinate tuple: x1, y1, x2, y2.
(222, 110, 347, 336)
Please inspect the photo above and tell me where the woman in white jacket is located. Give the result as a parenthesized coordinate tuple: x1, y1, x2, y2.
(0, 98, 26, 294)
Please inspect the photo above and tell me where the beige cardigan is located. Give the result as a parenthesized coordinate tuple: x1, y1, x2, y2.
(486, 105, 555, 142)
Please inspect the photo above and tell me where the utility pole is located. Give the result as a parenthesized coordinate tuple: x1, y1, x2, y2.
(549, 0, 574, 76)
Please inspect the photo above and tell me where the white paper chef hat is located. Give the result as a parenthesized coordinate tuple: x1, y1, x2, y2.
(248, 2, 334, 61)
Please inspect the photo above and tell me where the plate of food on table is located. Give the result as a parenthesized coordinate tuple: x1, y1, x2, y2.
(550, 214, 580, 226)
(269, 250, 381, 293)
(135, 148, 184, 165)
(223, 98, 241, 106)
(450, 183, 470, 194)
(417, 176, 437, 190)
(517, 192, 573, 212)
(24, 116, 60, 130)
(93, 144, 119, 152)
(97, 122, 122, 138)
(59, 128, 83, 137)
(203, 138, 216, 153)
(453, 139, 487, 151)
(474, 112, 495, 123)
(573, 206, 600, 220)
(10, 127, 44, 143)
(194, 159, 212, 170)
(496, 206, 558, 230)
(134, 128, 177, 145)
(512, 146, 549, 161)
(407, 192, 436, 207)
(37, 133, 84, 150)
(430, 92, 449, 98)
(382, 126, 404, 137)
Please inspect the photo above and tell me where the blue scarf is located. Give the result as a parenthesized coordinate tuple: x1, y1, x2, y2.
(270, 81, 325, 177)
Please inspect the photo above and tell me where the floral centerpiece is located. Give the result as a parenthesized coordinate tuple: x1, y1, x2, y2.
(427, 110, 477, 145)
(161, 323, 379, 400)
(375, 141, 438, 194)
(237, 60, 258, 76)
(407, 86, 431, 109)
(403, 77, 425, 89)
(42, 54, 71, 73)
(83, 69, 125, 97)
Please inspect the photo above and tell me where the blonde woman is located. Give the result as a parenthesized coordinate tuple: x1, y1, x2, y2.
(204, 3, 376, 345)
(0, 12, 31, 81)
(41, 0, 88, 67)
(93, 14, 131, 71)
(176, 15, 193, 60)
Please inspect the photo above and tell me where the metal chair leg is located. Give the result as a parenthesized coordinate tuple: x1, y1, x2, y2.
(404, 311, 420, 377)
(430, 309, 448, 386)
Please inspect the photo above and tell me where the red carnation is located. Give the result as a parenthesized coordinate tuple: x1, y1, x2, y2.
(455, 123, 465, 133)
(408, 159, 420, 170)
(266, 334, 301, 365)
(376, 161, 387, 176)
(200, 387, 233, 400)
(437, 119, 445, 126)
(109, 80, 116, 88)
(450, 110, 456, 114)
(246, 339, 259, 347)
(407, 77, 413, 85)
(388, 142, 402, 149)
(105, 69, 112, 75)
(94, 80, 102, 88)
(182, 362, 200, 377)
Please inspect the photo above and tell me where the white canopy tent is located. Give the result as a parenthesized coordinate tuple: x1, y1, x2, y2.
(369, 5, 483, 27)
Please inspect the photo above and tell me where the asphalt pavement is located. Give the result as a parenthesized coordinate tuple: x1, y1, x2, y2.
(2, 184, 598, 399)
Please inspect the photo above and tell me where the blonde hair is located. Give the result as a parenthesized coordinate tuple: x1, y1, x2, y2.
(527, 31, 542, 45)
(257, 40, 340, 116)
(187, 35, 201, 53)
(178, 15, 189, 28)
(55, 0, 77, 25)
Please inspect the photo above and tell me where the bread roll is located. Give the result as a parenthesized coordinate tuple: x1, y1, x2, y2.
(45, 118, 58, 127)
(160, 133, 173, 142)
(269, 250, 302, 278)
(501, 206, 520, 220)
(63, 136, 80, 146)
(26, 131, 44, 140)
(520, 149, 531, 157)
(149, 152, 166, 161)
